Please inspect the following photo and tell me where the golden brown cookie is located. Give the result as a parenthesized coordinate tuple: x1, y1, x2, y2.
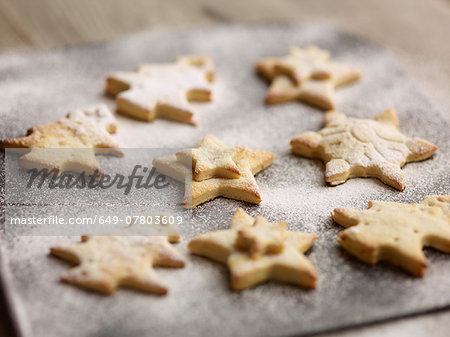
(106, 55, 215, 125)
(256, 45, 361, 109)
(332, 195, 450, 276)
(152, 135, 274, 208)
(189, 208, 318, 290)
(0, 104, 123, 175)
(50, 235, 185, 295)
(290, 109, 437, 190)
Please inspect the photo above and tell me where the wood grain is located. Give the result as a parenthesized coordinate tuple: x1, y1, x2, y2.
(1, 0, 450, 123)
(1, 0, 450, 54)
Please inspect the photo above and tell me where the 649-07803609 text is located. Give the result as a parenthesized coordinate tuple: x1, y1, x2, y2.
(9, 214, 184, 226)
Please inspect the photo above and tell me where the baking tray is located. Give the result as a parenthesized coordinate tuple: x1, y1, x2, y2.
(0, 23, 449, 337)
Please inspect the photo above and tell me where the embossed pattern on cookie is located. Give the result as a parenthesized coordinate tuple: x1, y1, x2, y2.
(189, 208, 318, 290)
(332, 195, 450, 276)
(290, 109, 437, 190)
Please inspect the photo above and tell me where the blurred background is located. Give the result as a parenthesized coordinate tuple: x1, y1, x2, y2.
(0, 0, 449, 336)
(1, 0, 449, 119)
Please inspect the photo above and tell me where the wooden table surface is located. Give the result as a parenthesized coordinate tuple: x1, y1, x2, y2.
(1, 0, 449, 336)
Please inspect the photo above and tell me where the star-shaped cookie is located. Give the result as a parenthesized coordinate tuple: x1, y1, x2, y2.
(176, 134, 244, 181)
(290, 109, 437, 190)
(189, 208, 318, 290)
(0, 104, 123, 175)
(50, 235, 185, 295)
(152, 135, 274, 208)
(256, 45, 361, 109)
(332, 195, 450, 276)
(106, 54, 215, 125)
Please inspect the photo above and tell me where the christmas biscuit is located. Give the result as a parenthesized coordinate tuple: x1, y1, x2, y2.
(332, 195, 450, 276)
(189, 208, 318, 290)
(50, 235, 185, 295)
(106, 55, 215, 125)
(152, 135, 274, 208)
(256, 45, 361, 109)
(290, 109, 437, 190)
(0, 104, 122, 176)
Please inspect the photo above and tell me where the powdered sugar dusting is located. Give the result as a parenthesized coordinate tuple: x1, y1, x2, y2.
(0, 23, 449, 337)
(110, 61, 212, 120)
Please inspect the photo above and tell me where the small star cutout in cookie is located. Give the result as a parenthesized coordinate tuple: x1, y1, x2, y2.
(176, 134, 244, 181)
(0, 104, 123, 175)
(50, 235, 185, 295)
(290, 109, 437, 190)
(152, 135, 274, 208)
(256, 45, 361, 109)
(106, 54, 215, 125)
(189, 208, 318, 290)
(332, 195, 450, 276)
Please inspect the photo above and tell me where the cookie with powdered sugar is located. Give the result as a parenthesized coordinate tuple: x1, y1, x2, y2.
(255, 45, 361, 109)
(332, 195, 450, 276)
(290, 109, 437, 190)
(106, 54, 215, 125)
(189, 208, 318, 290)
(50, 235, 185, 295)
(152, 135, 274, 208)
(0, 104, 123, 176)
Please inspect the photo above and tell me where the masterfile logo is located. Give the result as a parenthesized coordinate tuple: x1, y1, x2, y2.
(25, 165, 170, 195)
(4, 148, 191, 236)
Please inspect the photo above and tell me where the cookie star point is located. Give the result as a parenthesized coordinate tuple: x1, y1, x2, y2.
(375, 108, 399, 126)
(189, 209, 318, 290)
(290, 109, 437, 190)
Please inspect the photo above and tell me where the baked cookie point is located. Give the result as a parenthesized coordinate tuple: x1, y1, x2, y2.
(406, 138, 438, 161)
(375, 108, 399, 126)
